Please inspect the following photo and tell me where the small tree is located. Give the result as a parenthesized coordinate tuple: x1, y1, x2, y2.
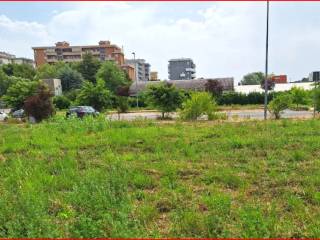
(0, 70, 12, 96)
(261, 78, 275, 91)
(3, 79, 39, 109)
(57, 66, 84, 91)
(240, 72, 264, 85)
(77, 53, 101, 83)
(1, 63, 36, 80)
(145, 82, 184, 119)
(53, 95, 71, 110)
(268, 94, 292, 119)
(76, 79, 112, 111)
(35, 64, 59, 79)
(180, 92, 217, 120)
(313, 86, 320, 113)
(96, 61, 130, 93)
(290, 86, 309, 109)
(24, 84, 54, 122)
(205, 79, 223, 97)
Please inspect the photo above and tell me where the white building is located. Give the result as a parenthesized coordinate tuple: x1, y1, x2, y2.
(125, 59, 150, 82)
(0, 51, 35, 67)
(235, 82, 314, 94)
(0, 52, 15, 65)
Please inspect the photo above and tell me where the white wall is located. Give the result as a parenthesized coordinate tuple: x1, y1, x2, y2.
(235, 82, 314, 94)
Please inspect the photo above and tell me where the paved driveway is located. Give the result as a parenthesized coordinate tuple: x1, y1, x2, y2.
(108, 109, 314, 121)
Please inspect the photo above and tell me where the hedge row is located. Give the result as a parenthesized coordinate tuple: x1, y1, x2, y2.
(216, 91, 278, 105)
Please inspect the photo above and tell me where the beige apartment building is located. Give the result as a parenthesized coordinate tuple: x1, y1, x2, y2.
(150, 71, 159, 81)
(0, 51, 34, 67)
(32, 40, 135, 80)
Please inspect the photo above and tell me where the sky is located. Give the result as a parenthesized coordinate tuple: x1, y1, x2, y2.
(1, 2, 320, 83)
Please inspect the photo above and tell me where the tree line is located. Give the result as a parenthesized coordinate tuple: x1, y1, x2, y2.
(0, 53, 132, 121)
(1, 58, 320, 122)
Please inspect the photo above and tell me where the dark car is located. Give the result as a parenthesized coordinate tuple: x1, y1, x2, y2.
(66, 106, 99, 118)
(12, 109, 25, 118)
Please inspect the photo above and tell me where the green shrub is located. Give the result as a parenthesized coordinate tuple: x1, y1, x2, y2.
(145, 82, 184, 119)
(24, 84, 55, 123)
(208, 112, 228, 121)
(116, 96, 129, 113)
(76, 79, 112, 111)
(180, 92, 217, 120)
(53, 95, 71, 110)
(290, 87, 310, 109)
(217, 91, 277, 105)
(313, 86, 320, 112)
(268, 94, 292, 119)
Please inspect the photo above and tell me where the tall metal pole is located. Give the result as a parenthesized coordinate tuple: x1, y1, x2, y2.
(314, 73, 318, 118)
(264, 0, 270, 120)
(132, 52, 138, 108)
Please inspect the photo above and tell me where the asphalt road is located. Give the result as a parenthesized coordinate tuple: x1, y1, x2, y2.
(108, 109, 314, 121)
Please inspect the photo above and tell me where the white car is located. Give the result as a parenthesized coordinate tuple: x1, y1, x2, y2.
(0, 111, 8, 121)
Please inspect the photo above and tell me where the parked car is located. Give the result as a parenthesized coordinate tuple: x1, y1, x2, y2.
(66, 106, 99, 118)
(0, 111, 8, 121)
(11, 109, 25, 118)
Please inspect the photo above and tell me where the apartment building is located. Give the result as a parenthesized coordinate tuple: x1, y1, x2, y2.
(13, 58, 35, 67)
(0, 51, 34, 67)
(168, 58, 196, 80)
(125, 59, 150, 82)
(150, 71, 159, 81)
(309, 71, 320, 82)
(0, 52, 15, 65)
(32, 40, 136, 80)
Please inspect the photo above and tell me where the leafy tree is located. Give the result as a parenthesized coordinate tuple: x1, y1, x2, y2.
(268, 94, 292, 119)
(53, 95, 71, 110)
(290, 87, 309, 109)
(261, 78, 275, 91)
(3, 79, 39, 109)
(96, 61, 130, 93)
(145, 82, 184, 119)
(0, 70, 13, 96)
(116, 96, 129, 120)
(313, 85, 320, 113)
(36, 64, 58, 79)
(57, 66, 84, 91)
(24, 84, 54, 122)
(240, 72, 264, 85)
(76, 79, 112, 111)
(64, 89, 80, 103)
(180, 92, 217, 120)
(14, 63, 36, 79)
(77, 53, 101, 83)
(116, 85, 130, 97)
(205, 79, 223, 97)
(1, 64, 14, 76)
(1, 63, 36, 80)
(301, 77, 310, 82)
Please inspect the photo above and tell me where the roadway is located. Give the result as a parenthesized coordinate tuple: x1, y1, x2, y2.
(108, 109, 314, 121)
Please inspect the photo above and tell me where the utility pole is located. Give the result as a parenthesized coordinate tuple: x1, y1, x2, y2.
(313, 72, 319, 118)
(264, 0, 270, 120)
(132, 52, 138, 108)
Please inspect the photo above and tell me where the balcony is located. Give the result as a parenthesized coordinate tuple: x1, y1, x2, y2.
(185, 68, 196, 72)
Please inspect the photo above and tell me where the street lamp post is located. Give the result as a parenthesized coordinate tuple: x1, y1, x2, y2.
(132, 52, 138, 108)
(264, 0, 270, 120)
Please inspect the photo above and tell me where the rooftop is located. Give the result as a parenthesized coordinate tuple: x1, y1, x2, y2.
(169, 58, 193, 62)
(32, 40, 121, 50)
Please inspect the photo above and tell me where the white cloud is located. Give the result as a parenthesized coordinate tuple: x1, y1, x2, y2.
(1, 2, 320, 82)
(0, 14, 51, 59)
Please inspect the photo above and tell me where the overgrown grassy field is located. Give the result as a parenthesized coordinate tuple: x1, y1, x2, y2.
(0, 118, 320, 237)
